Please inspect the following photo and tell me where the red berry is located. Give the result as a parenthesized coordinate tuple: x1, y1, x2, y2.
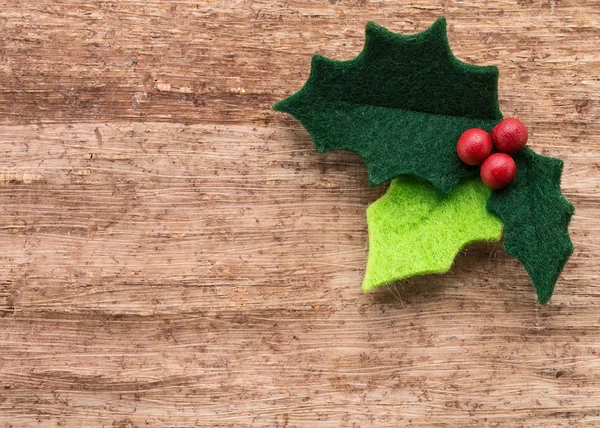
(491, 118, 528, 154)
(456, 128, 493, 165)
(480, 153, 517, 189)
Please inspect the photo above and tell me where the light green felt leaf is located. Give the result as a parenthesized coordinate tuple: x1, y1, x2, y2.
(363, 177, 503, 292)
(274, 17, 502, 194)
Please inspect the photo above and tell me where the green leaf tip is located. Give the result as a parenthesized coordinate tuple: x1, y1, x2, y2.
(274, 18, 574, 304)
(273, 18, 502, 194)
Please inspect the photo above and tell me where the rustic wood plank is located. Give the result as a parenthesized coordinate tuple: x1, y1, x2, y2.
(0, 0, 599, 426)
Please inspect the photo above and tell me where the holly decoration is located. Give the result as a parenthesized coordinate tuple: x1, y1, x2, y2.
(275, 18, 574, 304)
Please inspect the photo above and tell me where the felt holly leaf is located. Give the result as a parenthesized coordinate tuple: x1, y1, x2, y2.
(274, 17, 503, 194)
(363, 177, 503, 292)
(487, 148, 574, 304)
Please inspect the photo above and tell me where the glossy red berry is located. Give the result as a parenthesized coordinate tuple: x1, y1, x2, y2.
(456, 128, 493, 165)
(491, 118, 528, 154)
(480, 153, 517, 189)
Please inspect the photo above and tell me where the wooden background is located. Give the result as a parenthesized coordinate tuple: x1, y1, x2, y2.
(0, 1, 598, 426)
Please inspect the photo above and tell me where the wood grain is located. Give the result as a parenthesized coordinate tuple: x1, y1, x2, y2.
(0, 0, 599, 426)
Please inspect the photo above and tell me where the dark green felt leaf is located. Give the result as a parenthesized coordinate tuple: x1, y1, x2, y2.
(274, 17, 503, 194)
(487, 148, 574, 304)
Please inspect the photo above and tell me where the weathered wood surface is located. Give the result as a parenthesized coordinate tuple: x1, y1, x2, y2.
(0, 1, 599, 426)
